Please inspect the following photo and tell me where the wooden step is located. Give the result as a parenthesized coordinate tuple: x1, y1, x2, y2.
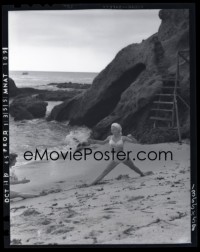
(155, 94, 174, 96)
(151, 108, 173, 112)
(158, 78, 176, 81)
(161, 86, 180, 89)
(153, 101, 174, 105)
(179, 49, 189, 53)
(150, 116, 172, 122)
(157, 127, 180, 129)
(156, 127, 178, 130)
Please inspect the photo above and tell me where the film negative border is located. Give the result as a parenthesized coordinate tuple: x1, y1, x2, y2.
(2, 5, 10, 248)
(2, 2, 197, 248)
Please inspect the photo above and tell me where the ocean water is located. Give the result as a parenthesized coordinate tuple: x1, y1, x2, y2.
(9, 71, 98, 90)
(9, 71, 97, 168)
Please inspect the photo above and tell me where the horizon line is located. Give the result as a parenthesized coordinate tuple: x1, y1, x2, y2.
(9, 70, 100, 74)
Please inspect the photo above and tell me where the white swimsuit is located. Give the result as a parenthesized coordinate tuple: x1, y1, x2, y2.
(109, 136, 127, 163)
(109, 136, 124, 148)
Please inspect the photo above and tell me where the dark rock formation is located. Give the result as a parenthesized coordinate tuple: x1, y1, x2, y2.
(10, 96, 48, 121)
(49, 9, 190, 143)
(47, 82, 90, 89)
(36, 89, 84, 101)
(9, 78, 20, 97)
(9, 78, 86, 102)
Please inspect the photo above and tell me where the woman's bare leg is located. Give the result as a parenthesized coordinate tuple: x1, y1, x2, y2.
(90, 161, 118, 186)
(123, 159, 144, 176)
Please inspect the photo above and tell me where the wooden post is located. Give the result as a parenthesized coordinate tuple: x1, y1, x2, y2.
(174, 52, 182, 144)
(172, 101, 175, 128)
(174, 93, 182, 144)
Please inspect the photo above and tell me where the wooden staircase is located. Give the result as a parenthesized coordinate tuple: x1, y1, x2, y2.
(150, 77, 179, 128)
(149, 50, 190, 143)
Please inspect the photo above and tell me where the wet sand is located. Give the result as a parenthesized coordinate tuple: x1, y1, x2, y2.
(10, 141, 191, 245)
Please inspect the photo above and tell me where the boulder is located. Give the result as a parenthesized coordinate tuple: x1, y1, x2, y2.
(10, 96, 48, 121)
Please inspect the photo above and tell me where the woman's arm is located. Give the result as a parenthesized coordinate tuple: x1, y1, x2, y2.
(88, 136, 110, 145)
(123, 134, 139, 143)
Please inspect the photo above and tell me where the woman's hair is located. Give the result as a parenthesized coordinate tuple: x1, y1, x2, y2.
(111, 123, 122, 135)
(9, 153, 18, 165)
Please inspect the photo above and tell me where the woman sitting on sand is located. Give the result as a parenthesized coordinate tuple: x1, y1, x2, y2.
(87, 123, 151, 186)
(10, 153, 39, 199)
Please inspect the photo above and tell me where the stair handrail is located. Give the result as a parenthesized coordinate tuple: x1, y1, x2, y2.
(174, 49, 190, 144)
(176, 50, 190, 109)
(177, 95, 190, 109)
(174, 51, 182, 143)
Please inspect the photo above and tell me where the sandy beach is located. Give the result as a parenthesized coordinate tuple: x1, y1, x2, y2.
(7, 8, 193, 247)
(10, 141, 191, 245)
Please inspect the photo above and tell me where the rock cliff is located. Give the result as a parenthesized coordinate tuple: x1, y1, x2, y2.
(9, 78, 20, 97)
(49, 9, 190, 143)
